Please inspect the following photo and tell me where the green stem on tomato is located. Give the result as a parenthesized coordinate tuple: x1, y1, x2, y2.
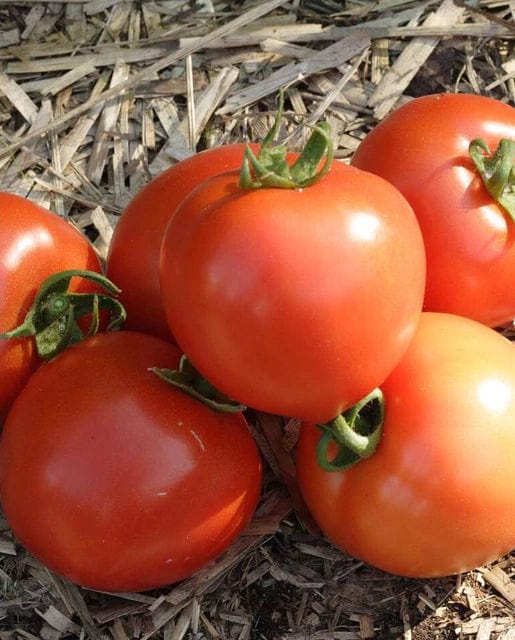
(0, 269, 126, 360)
(152, 355, 246, 414)
(315, 387, 385, 472)
(238, 89, 334, 190)
(469, 138, 515, 221)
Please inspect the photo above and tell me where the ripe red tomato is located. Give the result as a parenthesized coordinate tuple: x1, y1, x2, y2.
(297, 312, 515, 577)
(160, 162, 426, 423)
(351, 93, 515, 327)
(0, 192, 101, 424)
(0, 331, 262, 592)
(106, 143, 259, 342)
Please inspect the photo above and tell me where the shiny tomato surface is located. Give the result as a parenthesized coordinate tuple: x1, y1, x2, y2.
(160, 162, 426, 423)
(0, 192, 101, 423)
(352, 93, 515, 326)
(0, 331, 262, 592)
(106, 143, 258, 341)
(297, 312, 515, 577)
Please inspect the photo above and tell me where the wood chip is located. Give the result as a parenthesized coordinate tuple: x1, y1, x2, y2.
(40, 61, 97, 96)
(479, 566, 515, 608)
(21, 4, 46, 39)
(476, 618, 496, 640)
(87, 61, 130, 185)
(0, 536, 16, 556)
(0, 28, 20, 47)
(150, 64, 239, 173)
(58, 71, 110, 170)
(0, 99, 53, 193)
(0, 72, 38, 124)
(368, 0, 466, 118)
(350, 613, 375, 639)
(218, 32, 371, 115)
(36, 605, 81, 635)
(269, 564, 325, 589)
(460, 617, 515, 635)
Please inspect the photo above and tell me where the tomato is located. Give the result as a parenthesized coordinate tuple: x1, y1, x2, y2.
(0, 192, 101, 424)
(351, 93, 515, 327)
(106, 143, 259, 342)
(297, 312, 515, 577)
(159, 161, 426, 423)
(0, 331, 262, 592)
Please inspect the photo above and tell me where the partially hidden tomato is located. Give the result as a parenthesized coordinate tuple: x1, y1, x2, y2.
(106, 143, 259, 342)
(0, 192, 102, 424)
(351, 93, 515, 327)
(0, 331, 262, 592)
(297, 312, 515, 577)
(159, 160, 426, 423)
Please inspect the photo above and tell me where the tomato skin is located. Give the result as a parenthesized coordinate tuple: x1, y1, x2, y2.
(0, 192, 101, 424)
(0, 331, 262, 592)
(297, 312, 515, 577)
(160, 162, 426, 423)
(351, 93, 515, 326)
(106, 143, 259, 341)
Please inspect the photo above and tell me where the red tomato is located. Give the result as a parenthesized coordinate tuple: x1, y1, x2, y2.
(351, 93, 515, 326)
(297, 312, 515, 577)
(0, 192, 101, 424)
(0, 331, 262, 592)
(106, 143, 259, 341)
(159, 162, 426, 423)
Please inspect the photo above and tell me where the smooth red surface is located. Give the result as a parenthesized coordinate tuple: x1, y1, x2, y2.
(160, 162, 426, 423)
(297, 312, 515, 577)
(0, 331, 262, 592)
(0, 192, 101, 423)
(106, 143, 258, 341)
(352, 93, 515, 326)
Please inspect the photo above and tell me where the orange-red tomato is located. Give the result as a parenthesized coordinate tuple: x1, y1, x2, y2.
(0, 192, 101, 423)
(352, 93, 515, 326)
(160, 162, 426, 423)
(0, 331, 262, 592)
(297, 312, 515, 577)
(106, 144, 258, 341)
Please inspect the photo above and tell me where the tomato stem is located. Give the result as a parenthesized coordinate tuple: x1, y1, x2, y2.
(0, 269, 126, 359)
(238, 89, 334, 190)
(152, 356, 246, 413)
(469, 138, 515, 221)
(315, 388, 384, 472)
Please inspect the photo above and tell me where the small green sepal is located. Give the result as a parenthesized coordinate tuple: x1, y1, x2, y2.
(238, 89, 334, 190)
(0, 269, 126, 360)
(469, 138, 515, 221)
(152, 356, 246, 414)
(315, 388, 385, 472)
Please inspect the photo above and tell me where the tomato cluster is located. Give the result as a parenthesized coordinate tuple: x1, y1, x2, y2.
(0, 92, 513, 592)
(0, 193, 261, 593)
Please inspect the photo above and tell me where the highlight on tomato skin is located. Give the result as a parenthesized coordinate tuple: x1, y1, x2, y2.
(296, 312, 515, 578)
(0, 191, 102, 425)
(0, 331, 262, 593)
(351, 93, 515, 327)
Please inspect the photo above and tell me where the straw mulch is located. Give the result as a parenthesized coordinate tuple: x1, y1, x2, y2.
(0, 1, 514, 639)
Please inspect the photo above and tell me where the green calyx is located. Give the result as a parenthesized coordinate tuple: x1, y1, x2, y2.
(0, 269, 126, 360)
(469, 138, 515, 221)
(152, 356, 246, 414)
(238, 90, 334, 190)
(315, 388, 384, 472)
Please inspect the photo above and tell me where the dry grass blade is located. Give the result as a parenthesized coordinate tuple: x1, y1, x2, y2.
(0, 0, 289, 160)
(368, 0, 466, 117)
